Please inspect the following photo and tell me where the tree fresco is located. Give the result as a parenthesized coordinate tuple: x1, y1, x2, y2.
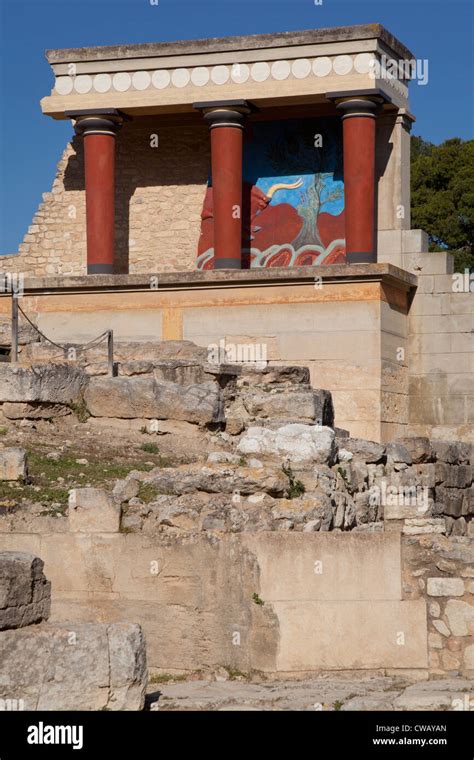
(197, 117, 346, 269)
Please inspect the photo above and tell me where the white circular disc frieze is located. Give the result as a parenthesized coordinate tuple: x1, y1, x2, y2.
(191, 67, 210, 86)
(113, 72, 132, 91)
(313, 57, 332, 77)
(132, 71, 151, 90)
(333, 55, 353, 75)
(292, 58, 311, 78)
(354, 53, 374, 74)
(171, 68, 190, 88)
(230, 63, 250, 83)
(211, 65, 230, 85)
(55, 77, 73, 95)
(251, 61, 270, 82)
(271, 60, 291, 80)
(93, 73, 112, 93)
(152, 70, 171, 89)
(74, 75, 92, 94)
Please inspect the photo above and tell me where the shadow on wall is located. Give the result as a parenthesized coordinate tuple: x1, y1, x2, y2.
(374, 118, 394, 259)
(63, 122, 211, 274)
(63, 115, 395, 274)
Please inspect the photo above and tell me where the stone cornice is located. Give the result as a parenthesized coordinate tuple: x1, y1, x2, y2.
(45, 24, 415, 64)
(7, 265, 417, 295)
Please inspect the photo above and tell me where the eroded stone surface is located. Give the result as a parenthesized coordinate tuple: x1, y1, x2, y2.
(0, 621, 147, 710)
(149, 675, 473, 712)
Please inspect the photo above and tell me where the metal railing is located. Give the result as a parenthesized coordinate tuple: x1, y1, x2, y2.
(11, 294, 114, 376)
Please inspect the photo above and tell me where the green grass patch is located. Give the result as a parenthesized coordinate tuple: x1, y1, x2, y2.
(220, 666, 250, 681)
(140, 442, 160, 454)
(68, 398, 90, 423)
(282, 463, 306, 499)
(148, 673, 188, 685)
(137, 482, 160, 504)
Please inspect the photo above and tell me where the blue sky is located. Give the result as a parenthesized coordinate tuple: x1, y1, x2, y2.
(0, 0, 473, 253)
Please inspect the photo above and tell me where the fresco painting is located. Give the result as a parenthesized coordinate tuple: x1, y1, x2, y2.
(197, 117, 346, 269)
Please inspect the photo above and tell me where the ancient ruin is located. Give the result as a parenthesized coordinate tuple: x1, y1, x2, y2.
(0, 22, 472, 711)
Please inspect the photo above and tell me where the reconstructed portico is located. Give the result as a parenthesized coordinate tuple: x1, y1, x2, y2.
(36, 23, 415, 274)
(1, 25, 472, 442)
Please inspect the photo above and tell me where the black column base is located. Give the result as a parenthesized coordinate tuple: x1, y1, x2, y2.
(214, 258, 241, 270)
(87, 263, 114, 274)
(345, 252, 377, 264)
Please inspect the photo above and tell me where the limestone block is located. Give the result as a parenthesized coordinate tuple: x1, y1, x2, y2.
(242, 389, 316, 422)
(401, 229, 429, 254)
(270, 600, 427, 671)
(236, 365, 310, 387)
(335, 437, 385, 463)
(238, 424, 336, 464)
(402, 519, 446, 535)
(147, 463, 287, 497)
(112, 479, 140, 503)
(0, 364, 87, 404)
(0, 448, 27, 481)
(427, 577, 465, 597)
(395, 437, 433, 464)
(435, 487, 464, 517)
(464, 644, 474, 670)
(241, 532, 402, 602)
(152, 360, 208, 386)
(0, 552, 51, 630)
(386, 442, 413, 465)
(432, 441, 471, 465)
(432, 619, 450, 637)
(0, 622, 147, 710)
(2, 402, 70, 419)
(84, 376, 221, 426)
(444, 600, 474, 636)
(436, 464, 472, 489)
(68, 488, 121, 533)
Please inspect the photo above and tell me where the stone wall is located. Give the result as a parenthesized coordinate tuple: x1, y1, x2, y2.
(0, 352, 471, 676)
(379, 236, 474, 443)
(403, 536, 474, 677)
(0, 267, 415, 442)
(0, 511, 472, 677)
(0, 550, 148, 710)
(2, 122, 209, 276)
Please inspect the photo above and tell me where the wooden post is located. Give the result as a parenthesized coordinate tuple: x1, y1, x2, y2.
(107, 330, 114, 377)
(11, 294, 18, 363)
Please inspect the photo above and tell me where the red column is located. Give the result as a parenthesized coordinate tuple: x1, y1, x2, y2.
(337, 98, 380, 264)
(71, 112, 124, 274)
(201, 104, 250, 269)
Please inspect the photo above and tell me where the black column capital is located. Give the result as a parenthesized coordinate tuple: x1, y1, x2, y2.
(193, 99, 255, 129)
(66, 109, 130, 137)
(336, 97, 383, 120)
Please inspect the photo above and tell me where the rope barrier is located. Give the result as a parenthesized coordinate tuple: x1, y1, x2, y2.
(17, 304, 109, 354)
(12, 300, 114, 375)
